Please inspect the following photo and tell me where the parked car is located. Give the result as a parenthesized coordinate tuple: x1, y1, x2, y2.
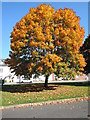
(21, 78, 32, 83)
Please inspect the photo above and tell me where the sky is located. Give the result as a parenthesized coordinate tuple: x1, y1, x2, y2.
(1, 2, 88, 59)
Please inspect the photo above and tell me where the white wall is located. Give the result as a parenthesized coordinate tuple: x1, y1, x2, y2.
(31, 74, 53, 82)
(0, 65, 10, 79)
(0, 59, 54, 83)
(0, 64, 23, 83)
(0, 65, 54, 83)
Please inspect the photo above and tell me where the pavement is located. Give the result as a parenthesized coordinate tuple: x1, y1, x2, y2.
(2, 100, 89, 118)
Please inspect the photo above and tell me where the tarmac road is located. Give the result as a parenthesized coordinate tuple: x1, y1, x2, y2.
(2, 100, 89, 118)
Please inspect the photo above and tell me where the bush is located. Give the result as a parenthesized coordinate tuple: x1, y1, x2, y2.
(9, 80, 11, 83)
(5, 80, 7, 83)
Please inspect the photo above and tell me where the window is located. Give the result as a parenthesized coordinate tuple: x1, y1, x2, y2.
(0, 68, 3, 73)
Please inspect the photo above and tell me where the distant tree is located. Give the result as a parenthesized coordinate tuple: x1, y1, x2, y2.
(80, 34, 90, 74)
(5, 4, 86, 88)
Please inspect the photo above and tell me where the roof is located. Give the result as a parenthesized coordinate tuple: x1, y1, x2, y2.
(0, 59, 7, 66)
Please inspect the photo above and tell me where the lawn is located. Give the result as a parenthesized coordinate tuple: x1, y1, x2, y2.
(0, 83, 89, 106)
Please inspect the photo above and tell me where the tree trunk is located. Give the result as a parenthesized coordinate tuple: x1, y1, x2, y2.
(44, 75, 49, 88)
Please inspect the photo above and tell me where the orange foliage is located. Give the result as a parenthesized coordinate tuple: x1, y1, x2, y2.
(7, 4, 86, 80)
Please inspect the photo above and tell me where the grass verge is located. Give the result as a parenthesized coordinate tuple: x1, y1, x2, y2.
(1, 83, 89, 106)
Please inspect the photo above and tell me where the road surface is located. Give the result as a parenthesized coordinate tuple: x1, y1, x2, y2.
(2, 100, 89, 118)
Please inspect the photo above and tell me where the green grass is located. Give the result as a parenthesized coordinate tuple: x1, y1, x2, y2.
(0, 83, 89, 106)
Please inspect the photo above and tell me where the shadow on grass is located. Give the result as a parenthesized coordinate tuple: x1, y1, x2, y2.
(53, 81, 90, 86)
(1, 83, 57, 93)
(1, 81, 90, 93)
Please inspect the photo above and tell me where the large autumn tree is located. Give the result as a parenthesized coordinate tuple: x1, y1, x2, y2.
(80, 34, 90, 74)
(5, 4, 86, 88)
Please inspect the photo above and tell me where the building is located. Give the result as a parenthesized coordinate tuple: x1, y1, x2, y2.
(0, 59, 54, 83)
(0, 59, 24, 83)
(0, 58, 88, 83)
